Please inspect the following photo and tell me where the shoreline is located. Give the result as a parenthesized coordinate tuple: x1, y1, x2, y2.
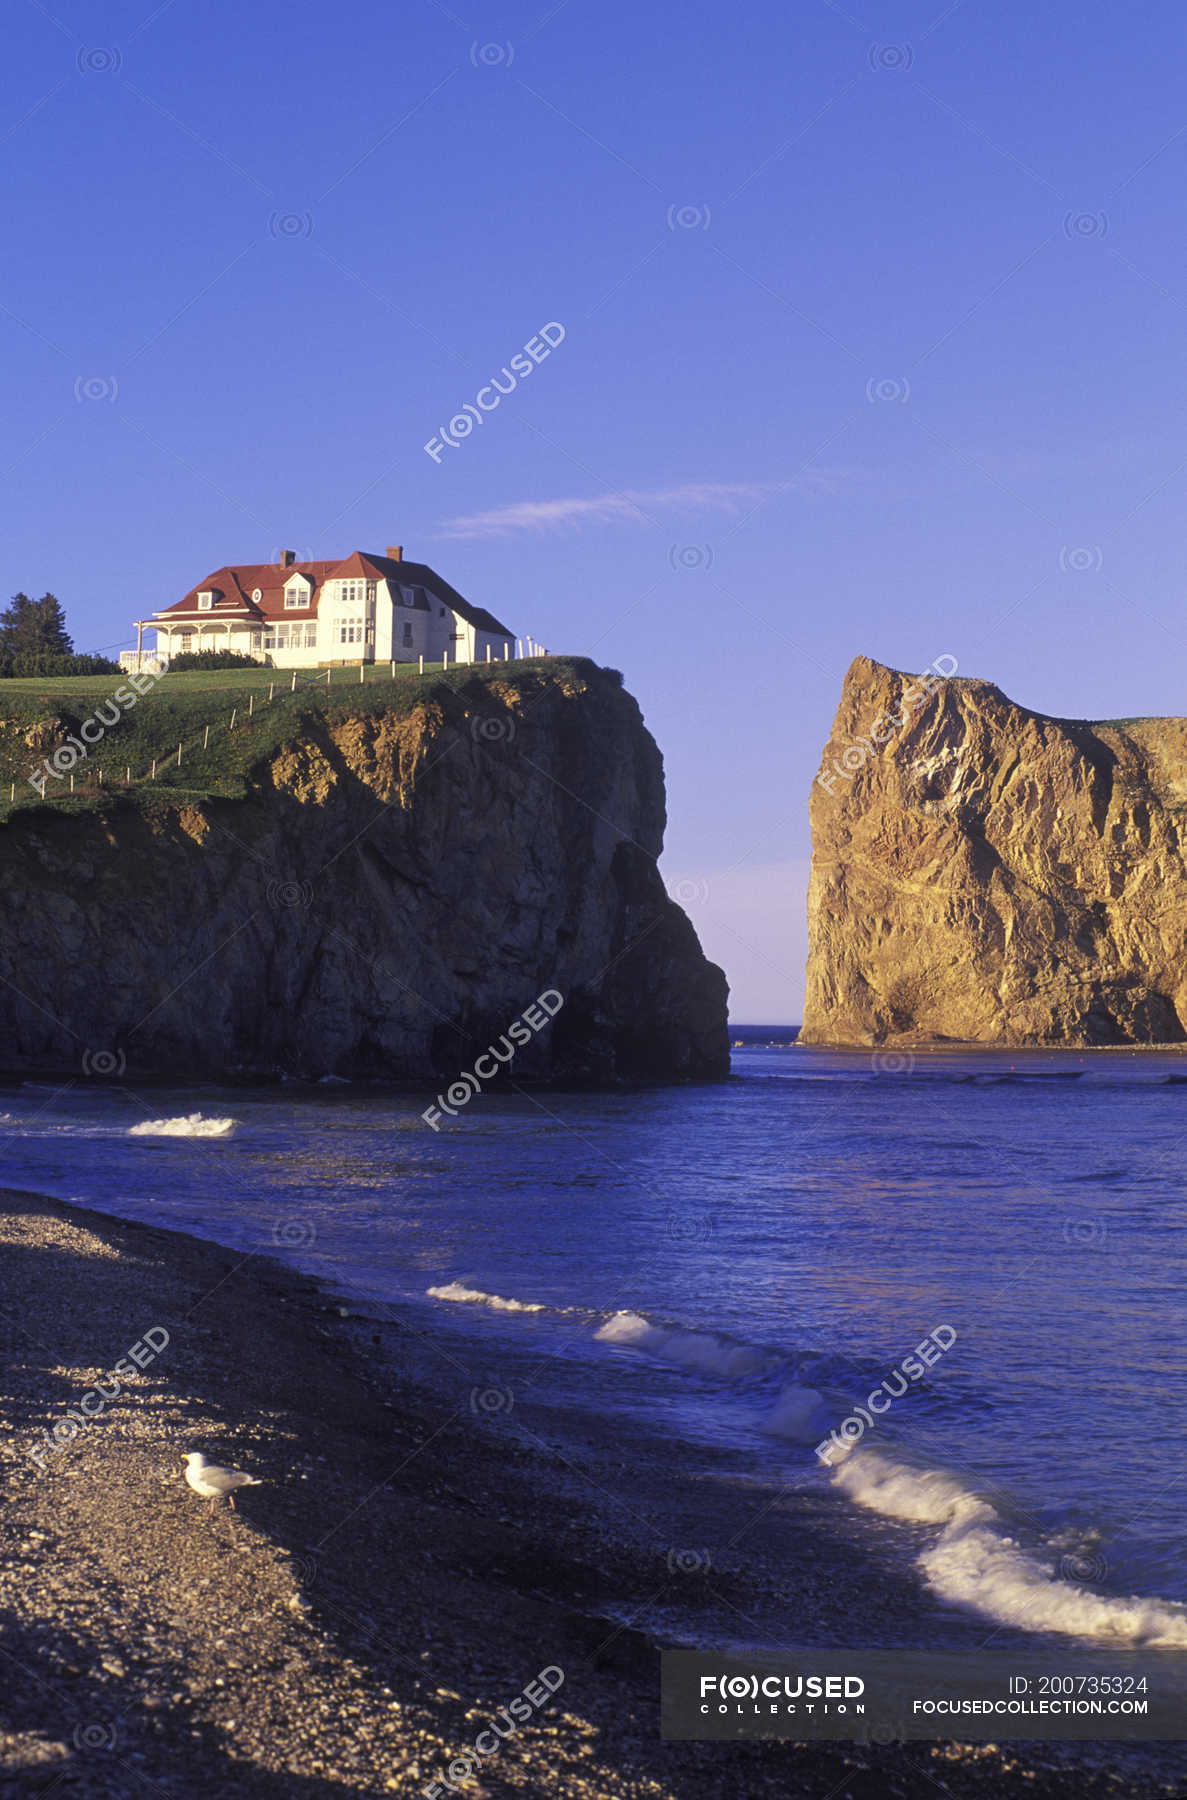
(791, 1040, 1187, 1054)
(0, 1185, 1178, 1798)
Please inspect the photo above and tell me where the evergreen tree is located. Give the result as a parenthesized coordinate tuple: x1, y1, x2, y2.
(0, 592, 74, 666)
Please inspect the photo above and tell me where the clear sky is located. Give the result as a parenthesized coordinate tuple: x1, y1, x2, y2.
(7, 0, 1187, 1019)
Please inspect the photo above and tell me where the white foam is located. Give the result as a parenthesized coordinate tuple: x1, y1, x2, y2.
(763, 1384, 827, 1441)
(595, 1311, 773, 1380)
(127, 1114, 238, 1138)
(833, 1448, 1187, 1647)
(427, 1282, 545, 1314)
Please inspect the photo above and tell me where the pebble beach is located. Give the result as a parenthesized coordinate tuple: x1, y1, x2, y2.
(0, 1186, 1176, 1800)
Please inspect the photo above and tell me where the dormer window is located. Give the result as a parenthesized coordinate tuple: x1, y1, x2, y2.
(284, 579, 310, 610)
(197, 591, 213, 611)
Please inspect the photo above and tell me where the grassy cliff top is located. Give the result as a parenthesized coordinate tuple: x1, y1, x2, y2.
(0, 655, 608, 821)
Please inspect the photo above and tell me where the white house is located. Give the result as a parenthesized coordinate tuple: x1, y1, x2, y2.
(122, 546, 517, 672)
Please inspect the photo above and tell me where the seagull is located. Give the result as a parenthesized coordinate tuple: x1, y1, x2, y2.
(182, 1451, 263, 1515)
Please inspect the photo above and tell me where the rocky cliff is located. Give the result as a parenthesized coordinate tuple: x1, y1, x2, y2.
(801, 655, 1187, 1046)
(0, 663, 728, 1080)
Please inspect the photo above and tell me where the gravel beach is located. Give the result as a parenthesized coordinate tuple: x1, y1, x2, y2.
(0, 1187, 1176, 1799)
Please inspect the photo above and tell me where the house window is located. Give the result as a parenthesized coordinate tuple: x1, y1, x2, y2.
(303, 623, 317, 648)
(177, 631, 193, 650)
(366, 581, 376, 604)
(251, 631, 262, 650)
(284, 586, 309, 609)
(340, 580, 371, 605)
(402, 621, 413, 647)
(339, 618, 365, 645)
(197, 593, 213, 611)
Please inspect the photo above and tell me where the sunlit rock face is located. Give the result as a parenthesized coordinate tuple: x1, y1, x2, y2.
(802, 655, 1187, 1046)
(0, 664, 728, 1081)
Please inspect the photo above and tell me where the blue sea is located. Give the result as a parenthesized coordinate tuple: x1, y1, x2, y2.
(5, 1039, 1187, 1667)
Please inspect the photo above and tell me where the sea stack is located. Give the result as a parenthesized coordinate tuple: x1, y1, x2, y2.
(802, 654, 1187, 1047)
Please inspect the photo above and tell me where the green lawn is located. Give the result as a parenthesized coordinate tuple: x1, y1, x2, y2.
(0, 655, 576, 819)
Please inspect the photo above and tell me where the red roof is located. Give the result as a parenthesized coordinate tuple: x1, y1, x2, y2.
(155, 560, 341, 622)
(153, 553, 514, 638)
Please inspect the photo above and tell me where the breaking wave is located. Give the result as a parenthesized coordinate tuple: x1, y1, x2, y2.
(427, 1282, 546, 1313)
(127, 1114, 239, 1138)
(831, 1447, 1187, 1647)
(595, 1310, 777, 1380)
(763, 1383, 828, 1441)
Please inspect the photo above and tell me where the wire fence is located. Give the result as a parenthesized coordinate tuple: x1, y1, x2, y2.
(7, 645, 552, 815)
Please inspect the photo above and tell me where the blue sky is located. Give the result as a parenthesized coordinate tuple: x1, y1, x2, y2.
(7, 0, 1187, 1018)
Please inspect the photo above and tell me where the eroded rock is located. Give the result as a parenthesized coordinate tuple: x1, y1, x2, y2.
(801, 655, 1187, 1046)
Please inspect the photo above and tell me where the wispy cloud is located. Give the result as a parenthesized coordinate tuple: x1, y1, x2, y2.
(436, 476, 832, 540)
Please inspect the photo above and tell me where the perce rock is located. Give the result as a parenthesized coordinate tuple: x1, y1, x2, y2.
(802, 655, 1187, 1046)
(0, 662, 728, 1080)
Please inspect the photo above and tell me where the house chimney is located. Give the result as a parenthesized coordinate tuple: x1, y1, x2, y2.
(386, 544, 403, 562)
(281, 549, 296, 567)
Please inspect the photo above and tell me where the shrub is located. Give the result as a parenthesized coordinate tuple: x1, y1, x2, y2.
(5, 652, 120, 677)
(166, 650, 261, 672)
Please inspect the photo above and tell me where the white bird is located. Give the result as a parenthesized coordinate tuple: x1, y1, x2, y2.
(182, 1451, 263, 1515)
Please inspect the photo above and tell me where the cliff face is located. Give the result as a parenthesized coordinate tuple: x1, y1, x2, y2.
(0, 665, 728, 1080)
(801, 655, 1187, 1046)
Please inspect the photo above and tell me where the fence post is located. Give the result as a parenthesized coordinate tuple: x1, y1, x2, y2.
(177, 742, 182, 766)
(125, 766, 130, 784)
(98, 768, 103, 786)
(516, 639, 522, 659)
(151, 759, 156, 779)
(70, 773, 74, 792)
(249, 693, 254, 716)
(359, 662, 365, 684)
(418, 654, 424, 675)
(203, 725, 210, 749)
(485, 643, 491, 662)
(229, 709, 236, 730)
(390, 659, 396, 677)
(291, 671, 297, 692)
(268, 683, 274, 701)
(326, 668, 331, 687)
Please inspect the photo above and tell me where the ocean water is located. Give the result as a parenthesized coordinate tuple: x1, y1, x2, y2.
(4, 1043, 1187, 1664)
